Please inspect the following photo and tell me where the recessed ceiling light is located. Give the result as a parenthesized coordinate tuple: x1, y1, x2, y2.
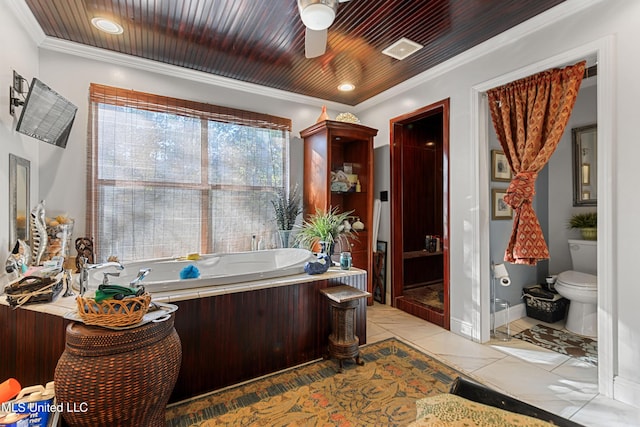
(338, 83, 355, 91)
(91, 17, 124, 35)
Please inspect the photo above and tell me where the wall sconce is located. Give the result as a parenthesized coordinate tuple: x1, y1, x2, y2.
(9, 70, 28, 116)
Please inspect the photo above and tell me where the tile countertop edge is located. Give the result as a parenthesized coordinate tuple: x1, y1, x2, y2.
(1, 267, 367, 316)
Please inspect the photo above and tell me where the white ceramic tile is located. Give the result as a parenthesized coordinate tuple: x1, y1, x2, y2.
(372, 311, 440, 329)
(167, 290, 203, 302)
(366, 321, 386, 338)
(412, 331, 508, 373)
(489, 339, 571, 371)
(389, 322, 446, 342)
(570, 394, 640, 427)
(473, 355, 597, 418)
(367, 329, 394, 344)
(367, 304, 634, 425)
(551, 357, 598, 384)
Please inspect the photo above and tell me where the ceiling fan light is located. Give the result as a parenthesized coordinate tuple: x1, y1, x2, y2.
(338, 83, 355, 91)
(300, 4, 336, 31)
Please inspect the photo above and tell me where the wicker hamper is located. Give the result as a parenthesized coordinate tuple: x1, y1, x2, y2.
(54, 315, 181, 427)
(522, 285, 569, 323)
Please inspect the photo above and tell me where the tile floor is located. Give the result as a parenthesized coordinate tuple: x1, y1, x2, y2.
(366, 303, 640, 426)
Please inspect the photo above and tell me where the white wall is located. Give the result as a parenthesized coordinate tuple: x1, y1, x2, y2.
(358, 0, 640, 407)
(0, 4, 41, 285)
(36, 49, 342, 238)
(548, 83, 598, 274)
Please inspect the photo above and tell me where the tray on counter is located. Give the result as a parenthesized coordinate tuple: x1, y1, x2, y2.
(65, 301, 177, 330)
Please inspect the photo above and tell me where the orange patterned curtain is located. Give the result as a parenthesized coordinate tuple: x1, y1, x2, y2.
(488, 61, 586, 265)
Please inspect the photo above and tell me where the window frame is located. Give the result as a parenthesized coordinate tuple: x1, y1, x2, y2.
(87, 84, 292, 261)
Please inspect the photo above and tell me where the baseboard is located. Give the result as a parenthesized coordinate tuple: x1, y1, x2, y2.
(614, 376, 640, 409)
(494, 302, 526, 328)
(449, 316, 476, 341)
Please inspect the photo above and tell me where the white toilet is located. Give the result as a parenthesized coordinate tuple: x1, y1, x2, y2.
(555, 239, 597, 338)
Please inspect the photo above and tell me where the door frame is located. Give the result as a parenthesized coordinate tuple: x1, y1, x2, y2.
(390, 98, 450, 329)
(471, 37, 615, 397)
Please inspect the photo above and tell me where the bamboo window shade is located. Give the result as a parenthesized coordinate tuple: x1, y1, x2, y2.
(88, 85, 292, 131)
(87, 84, 292, 261)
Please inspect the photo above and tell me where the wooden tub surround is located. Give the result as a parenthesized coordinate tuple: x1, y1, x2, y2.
(0, 267, 367, 403)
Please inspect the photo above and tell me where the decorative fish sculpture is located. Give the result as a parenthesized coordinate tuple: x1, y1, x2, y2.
(5, 239, 31, 275)
(30, 200, 48, 266)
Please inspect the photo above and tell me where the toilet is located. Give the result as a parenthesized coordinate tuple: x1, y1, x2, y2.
(555, 239, 597, 338)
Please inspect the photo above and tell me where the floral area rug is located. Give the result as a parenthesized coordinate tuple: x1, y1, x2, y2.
(514, 324, 598, 366)
(165, 337, 467, 426)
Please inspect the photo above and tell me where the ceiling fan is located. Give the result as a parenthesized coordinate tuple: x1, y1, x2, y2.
(298, 0, 352, 58)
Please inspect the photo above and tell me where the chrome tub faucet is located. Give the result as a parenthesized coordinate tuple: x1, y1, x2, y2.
(78, 257, 125, 295)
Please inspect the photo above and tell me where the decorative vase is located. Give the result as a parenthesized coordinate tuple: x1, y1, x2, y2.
(319, 241, 334, 257)
(278, 230, 294, 248)
(316, 105, 330, 122)
(580, 227, 597, 240)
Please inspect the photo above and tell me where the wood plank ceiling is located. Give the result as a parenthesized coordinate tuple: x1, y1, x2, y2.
(24, 0, 565, 106)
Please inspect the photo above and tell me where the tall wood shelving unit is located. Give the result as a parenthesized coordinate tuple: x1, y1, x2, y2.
(301, 120, 378, 304)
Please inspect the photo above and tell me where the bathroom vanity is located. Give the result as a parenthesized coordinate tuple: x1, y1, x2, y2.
(0, 268, 367, 403)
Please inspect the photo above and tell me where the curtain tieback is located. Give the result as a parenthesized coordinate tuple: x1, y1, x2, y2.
(504, 171, 538, 208)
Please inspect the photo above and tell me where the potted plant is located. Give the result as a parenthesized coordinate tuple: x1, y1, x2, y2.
(568, 212, 597, 240)
(271, 184, 302, 247)
(295, 206, 356, 255)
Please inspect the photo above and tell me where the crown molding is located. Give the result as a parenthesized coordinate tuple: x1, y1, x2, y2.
(39, 37, 354, 111)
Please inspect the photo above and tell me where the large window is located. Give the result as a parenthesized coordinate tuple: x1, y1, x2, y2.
(88, 84, 291, 262)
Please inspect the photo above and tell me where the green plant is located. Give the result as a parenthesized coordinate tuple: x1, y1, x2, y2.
(271, 184, 302, 231)
(295, 206, 355, 251)
(568, 212, 597, 229)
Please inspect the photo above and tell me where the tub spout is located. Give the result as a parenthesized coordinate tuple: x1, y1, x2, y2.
(130, 268, 151, 287)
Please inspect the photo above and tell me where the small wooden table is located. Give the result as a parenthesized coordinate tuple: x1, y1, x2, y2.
(320, 285, 371, 372)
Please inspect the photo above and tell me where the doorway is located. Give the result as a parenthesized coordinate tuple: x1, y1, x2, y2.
(390, 99, 450, 329)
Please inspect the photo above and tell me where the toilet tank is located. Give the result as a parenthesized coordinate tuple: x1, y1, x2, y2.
(568, 239, 597, 275)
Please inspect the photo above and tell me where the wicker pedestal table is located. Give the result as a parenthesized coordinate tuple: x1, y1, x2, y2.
(54, 314, 181, 427)
(320, 285, 371, 372)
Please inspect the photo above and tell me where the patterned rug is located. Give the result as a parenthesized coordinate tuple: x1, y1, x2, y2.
(165, 337, 467, 426)
(513, 324, 598, 366)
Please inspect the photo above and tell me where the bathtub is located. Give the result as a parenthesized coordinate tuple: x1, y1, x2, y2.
(88, 248, 315, 292)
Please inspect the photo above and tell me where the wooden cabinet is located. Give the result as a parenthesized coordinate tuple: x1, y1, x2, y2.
(301, 120, 378, 303)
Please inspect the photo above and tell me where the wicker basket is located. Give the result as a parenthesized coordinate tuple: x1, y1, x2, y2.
(76, 293, 151, 327)
(522, 285, 568, 323)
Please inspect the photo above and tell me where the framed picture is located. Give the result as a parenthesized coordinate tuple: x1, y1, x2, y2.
(491, 188, 513, 220)
(373, 241, 387, 304)
(491, 150, 512, 182)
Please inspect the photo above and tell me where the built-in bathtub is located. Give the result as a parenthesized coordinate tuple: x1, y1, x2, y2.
(88, 248, 316, 292)
(1, 252, 368, 403)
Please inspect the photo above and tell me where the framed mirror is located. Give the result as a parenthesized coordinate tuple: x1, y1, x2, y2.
(9, 154, 30, 249)
(572, 124, 597, 206)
